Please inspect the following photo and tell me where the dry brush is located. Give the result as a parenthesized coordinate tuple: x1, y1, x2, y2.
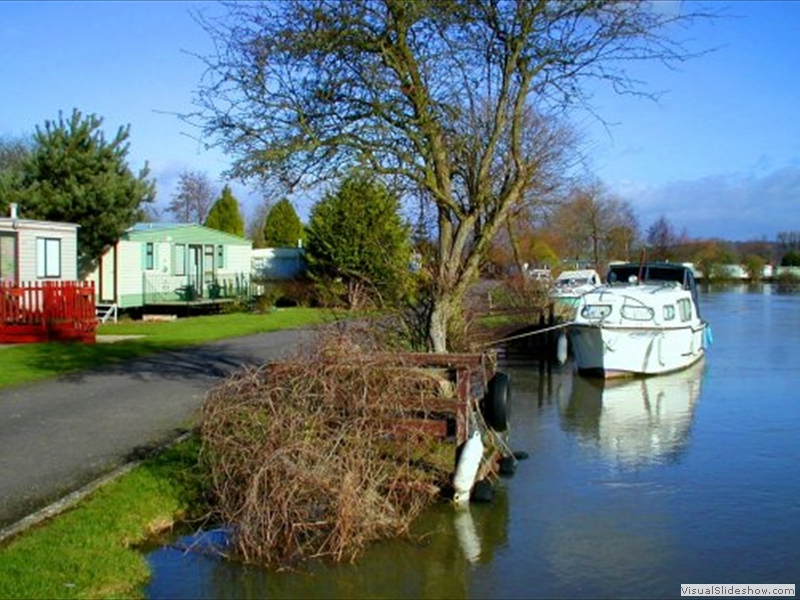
(198, 333, 460, 569)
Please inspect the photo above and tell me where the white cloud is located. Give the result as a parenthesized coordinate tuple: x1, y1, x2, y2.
(611, 164, 800, 241)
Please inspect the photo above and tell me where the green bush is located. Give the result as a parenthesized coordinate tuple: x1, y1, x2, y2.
(780, 250, 800, 267)
(253, 279, 317, 311)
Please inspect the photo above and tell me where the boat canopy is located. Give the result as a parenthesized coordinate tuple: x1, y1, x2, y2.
(606, 262, 701, 316)
(555, 269, 601, 286)
(607, 262, 695, 288)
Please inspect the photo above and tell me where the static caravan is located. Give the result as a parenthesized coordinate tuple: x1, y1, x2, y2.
(0, 204, 79, 284)
(251, 247, 307, 281)
(0, 205, 95, 343)
(86, 223, 253, 310)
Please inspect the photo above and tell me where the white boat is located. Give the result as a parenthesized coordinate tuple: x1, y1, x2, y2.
(551, 269, 602, 307)
(569, 262, 710, 378)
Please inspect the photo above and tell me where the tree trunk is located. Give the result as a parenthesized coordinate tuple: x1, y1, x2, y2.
(428, 295, 451, 353)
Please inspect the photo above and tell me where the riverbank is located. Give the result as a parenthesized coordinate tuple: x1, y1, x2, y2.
(0, 313, 516, 598)
(0, 308, 345, 599)
(0, 437, 206, 599)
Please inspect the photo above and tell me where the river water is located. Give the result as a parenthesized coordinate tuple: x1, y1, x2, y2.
(143, 284, 800, 599)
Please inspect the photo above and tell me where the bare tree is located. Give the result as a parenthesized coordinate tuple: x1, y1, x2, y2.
(167, 170, 217, 224)
(777, 231, 800, 253)
(549, 182, 639, 270)
(0, 135, 31, 172)
(247, 200, 271, 249)
(187, 0, 711, 351)
(646, 215, 678, 261)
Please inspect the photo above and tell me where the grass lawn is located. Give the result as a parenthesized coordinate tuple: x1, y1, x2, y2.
(0, 438, 205, 600)
(0, 307, 340, 391)
(0, 308, 349, 597)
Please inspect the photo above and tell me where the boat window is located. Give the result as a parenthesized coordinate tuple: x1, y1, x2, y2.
(678, 298, 693, 321)
(558, 277, 589, 288)
(621, 305, 654, 321)
(581, 304, 612, 320)
(663, 305, 676, 321)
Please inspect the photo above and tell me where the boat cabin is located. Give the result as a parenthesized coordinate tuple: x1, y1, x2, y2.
(605, 262, 701, 316)
(553, 269, 602, 292)
(606, 262, 697, 289)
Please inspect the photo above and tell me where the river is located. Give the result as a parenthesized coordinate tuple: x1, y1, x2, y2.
(143, 284, 800, 599)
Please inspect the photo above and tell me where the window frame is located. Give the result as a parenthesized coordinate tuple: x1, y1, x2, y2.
(678, 298, 693, 322)
(621, 305, 655, 321)
(173, 244, 186, 276)
(580, 304, 612, 321)
(36, 237, 61, 279)
(144, 242, 155, 271)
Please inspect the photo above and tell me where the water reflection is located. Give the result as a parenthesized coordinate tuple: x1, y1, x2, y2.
(145, 479, 511, 599)
(143, 288, 800, 597)
(560, 360, 706, 468)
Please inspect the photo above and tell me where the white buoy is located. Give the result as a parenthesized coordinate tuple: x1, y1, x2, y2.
(453, 430, 484, 504)
(556, 331, 568, 365)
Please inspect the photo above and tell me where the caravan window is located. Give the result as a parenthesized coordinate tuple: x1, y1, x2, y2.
(36, 238, 61, 278)
(0, 233, 16, 282)
(144, 242, 155, 270)
(174, 244, 186, 276)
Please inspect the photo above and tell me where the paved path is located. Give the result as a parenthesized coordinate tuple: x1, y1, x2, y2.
(0, 328, 315, 530)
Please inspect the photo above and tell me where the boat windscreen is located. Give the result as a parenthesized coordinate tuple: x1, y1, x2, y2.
(607, 264, 688, 286)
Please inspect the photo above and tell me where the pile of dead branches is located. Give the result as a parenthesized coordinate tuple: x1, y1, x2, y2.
(198, 332, 456, 569)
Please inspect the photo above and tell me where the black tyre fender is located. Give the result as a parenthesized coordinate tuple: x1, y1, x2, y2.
(482, 371, 511, 432)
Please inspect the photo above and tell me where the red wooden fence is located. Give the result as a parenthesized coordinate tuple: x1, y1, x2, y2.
(0, 281, 96, 344)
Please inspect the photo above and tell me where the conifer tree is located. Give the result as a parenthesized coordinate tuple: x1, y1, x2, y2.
(204, 185, 245, 236)
(7, 109, 154, 272)
(263, 198, 303, 248)
(306, 173, 411, 309)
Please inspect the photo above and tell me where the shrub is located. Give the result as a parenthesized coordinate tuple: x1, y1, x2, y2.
(198, 333, 457, 568)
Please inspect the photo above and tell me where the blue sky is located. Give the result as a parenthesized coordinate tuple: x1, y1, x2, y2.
(2, 1, 799, 242)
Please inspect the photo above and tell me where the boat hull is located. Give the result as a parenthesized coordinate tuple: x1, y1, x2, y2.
(569, 322, 707, 378)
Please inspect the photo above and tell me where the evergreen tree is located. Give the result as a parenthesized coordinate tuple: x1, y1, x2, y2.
(264, 198, 303, 248)
(7, 109, 155, 271)
(204, 185, 245, 236)
(0, 136, 32, 215)
(306, 173, 411, 309)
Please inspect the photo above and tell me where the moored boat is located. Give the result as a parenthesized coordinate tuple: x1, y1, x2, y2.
(551, 268, 602, 309)
(569, 262, 710, 378)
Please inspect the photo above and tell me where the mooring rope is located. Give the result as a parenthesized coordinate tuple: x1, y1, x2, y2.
(480, 320, 574, 349)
